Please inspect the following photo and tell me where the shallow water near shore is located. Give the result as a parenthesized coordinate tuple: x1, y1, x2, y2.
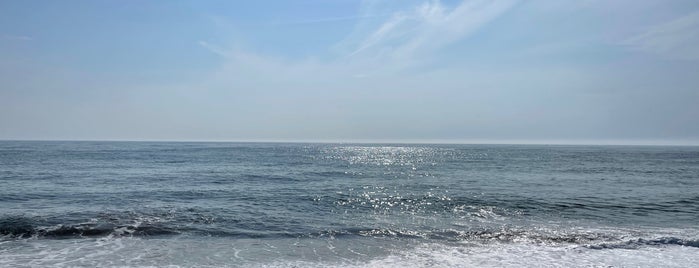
(1, 141, 698, 267)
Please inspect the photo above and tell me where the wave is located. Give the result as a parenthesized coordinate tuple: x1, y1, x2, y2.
(3, 215, 698, 251)
(584, 237, 699, 249)
(0, 216, 179, 238)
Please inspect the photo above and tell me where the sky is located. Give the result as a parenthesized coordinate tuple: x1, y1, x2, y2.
(1, 0, 699, 145)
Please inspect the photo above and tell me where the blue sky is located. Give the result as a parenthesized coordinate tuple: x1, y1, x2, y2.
(1, 0, 699, 144)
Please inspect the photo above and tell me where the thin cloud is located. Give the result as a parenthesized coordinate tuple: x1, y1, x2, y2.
(347, 13, 409, 57)
(202, 0, 519, 78)
(198, 41, 230, 57)
(348, 0, 518, 59)
(3, 34, 32, 41)
(624, 10, 699, 60)
(194, 1, 525, 94)
(267, 14, 390, 25)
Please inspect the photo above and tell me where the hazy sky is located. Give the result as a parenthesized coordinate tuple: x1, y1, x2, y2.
(1, 0, 699, 144)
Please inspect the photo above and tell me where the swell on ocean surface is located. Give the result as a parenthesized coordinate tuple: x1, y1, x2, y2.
(3, 211, 699, 250)
(1, 142, 699, 267)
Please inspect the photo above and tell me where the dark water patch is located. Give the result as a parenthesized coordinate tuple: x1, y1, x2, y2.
(0, 218, 180, 239)
(537, 199, 699, 220)
(585, 237, 699, 250)
(302, 170, 362, 179)
(240, 174, 300, 182)
(0, 192, 63, 202)
(40, 223, 180, 238)
(0, 216, 36, 237)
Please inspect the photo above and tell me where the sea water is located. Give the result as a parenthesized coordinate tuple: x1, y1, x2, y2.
(1, 141, 698, 267)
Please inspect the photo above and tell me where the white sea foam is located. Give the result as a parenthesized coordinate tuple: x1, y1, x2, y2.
(347, 242, 699, 268)
(1, 236, 698, 268)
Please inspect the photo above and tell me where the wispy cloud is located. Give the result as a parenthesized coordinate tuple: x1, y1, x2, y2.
(3, 34, 32, 41)
(267, 14, 390, 25)
(624, 11, 699, 60)
(348, 0, 518, 60)
(198, 41, 230, 57)
(201, 0, 517, 74)
(185, 0, 541, 114)
(347, 13, 409, 57)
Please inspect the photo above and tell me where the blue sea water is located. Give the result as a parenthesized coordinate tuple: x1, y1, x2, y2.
(1, 141, 698, 267)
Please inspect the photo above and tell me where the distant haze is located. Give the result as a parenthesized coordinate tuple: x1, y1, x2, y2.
(1, 0, 699, 145)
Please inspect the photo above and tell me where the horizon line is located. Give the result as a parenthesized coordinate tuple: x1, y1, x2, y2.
(1, 138, 698, 146)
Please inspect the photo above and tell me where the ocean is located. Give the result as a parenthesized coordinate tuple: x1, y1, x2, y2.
(1, 141, 698, 267)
